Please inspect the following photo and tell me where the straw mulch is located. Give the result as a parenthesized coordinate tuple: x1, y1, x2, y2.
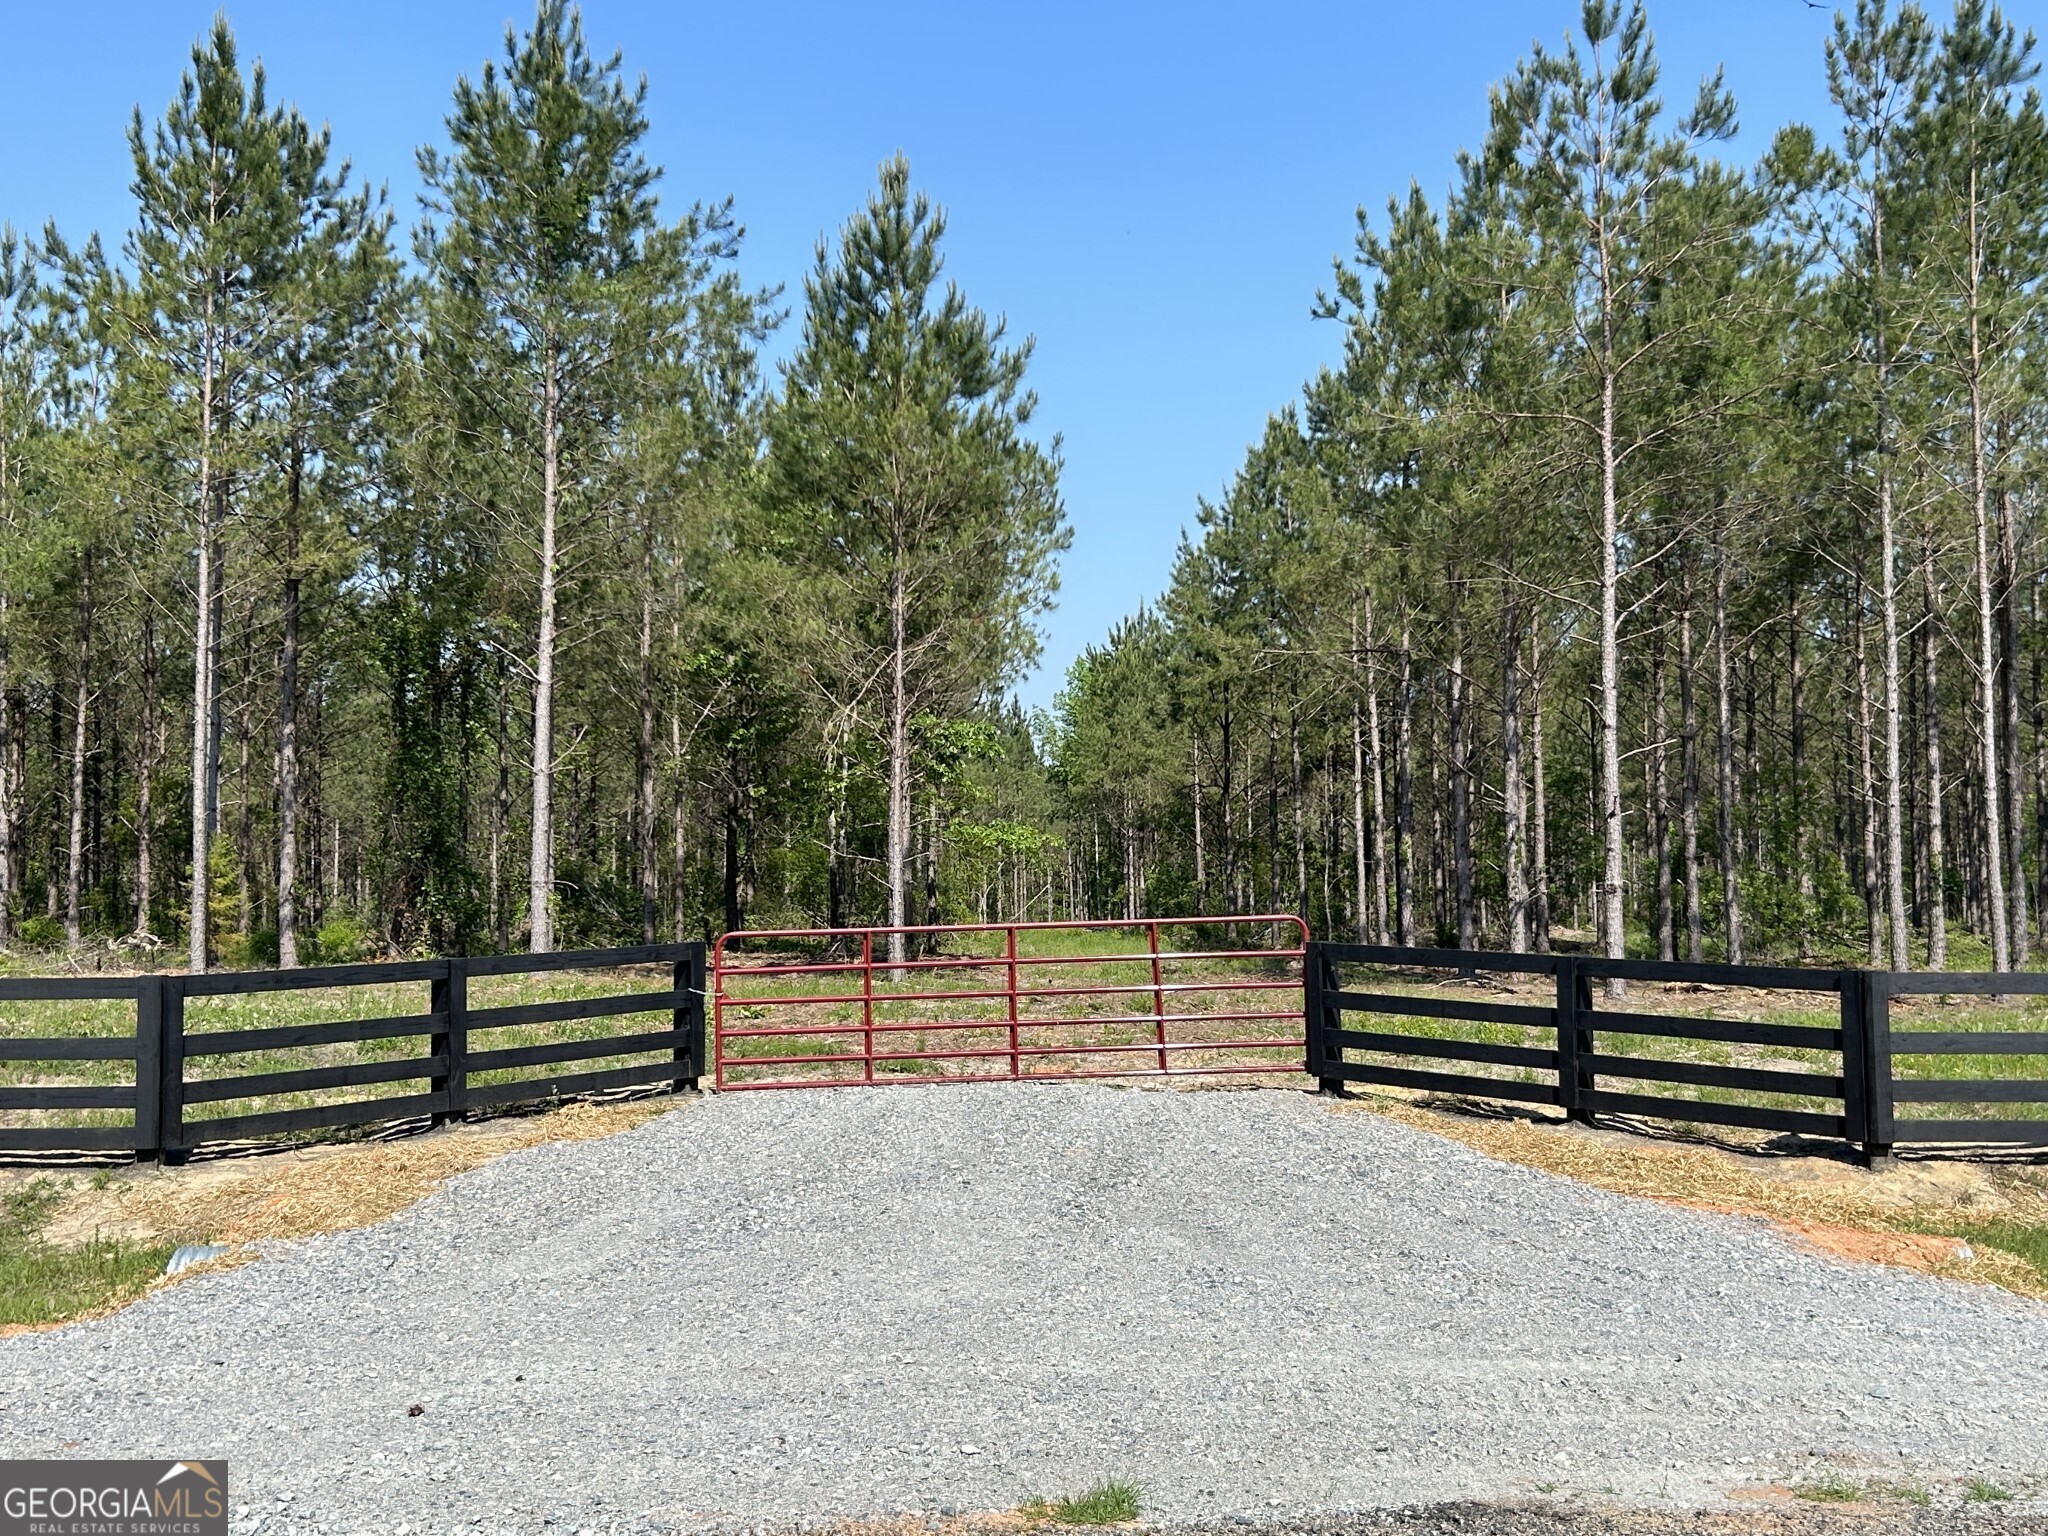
(1338, 1094, 2048, 1300)
(47, 1098, 669, 1251)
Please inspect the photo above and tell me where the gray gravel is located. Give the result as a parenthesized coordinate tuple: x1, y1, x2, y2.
(2, 1083, 2046, 1533)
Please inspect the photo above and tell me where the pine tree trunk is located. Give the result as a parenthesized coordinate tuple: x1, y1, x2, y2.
(636, 539, 658, 945)
(1596, 362, 1627, 987)
(1448, 601, 1475, 949)
(1395, 603, 1415, 946)
(64, 550, 91, 950)
(1502, 598, 1528, 954)
(1997, 487, 2029, 963)
(1365, 598, 1389, 945)
(234, 619, 253, 936)
(1529, 625, 1550, 954)
(2034, 580, 2046, 947)
(1965, 173, 2011, 971)
(723, 770, 742, 934)
(1713, 551, 1743, 965)
(1869, 188, 1911, 971)
(1856, 583, 1884, 967)
(1289, 695, 1307, 918)
(673, 716, 690, 944)
(1788, 579, 1812, 950)
(1923, 553, 1948, 970)
(133, 611, 156, 939)
(490, 677, 508, 949)
(277, 576, 300, 968)
(1192, 727, 1207, 906)
(1679, 587, 1703, 964)
(188, 304, 217, 974)
(0, 601, 10, 949)
(887, 551, 910, 970)
(1349, 613, 1369, 943)
(528, 343, 561, 954)
(1650, 624, 1673, 963)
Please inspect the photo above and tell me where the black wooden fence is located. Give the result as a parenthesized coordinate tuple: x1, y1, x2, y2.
(1307, 943, 2048, 1158)
(1, 943, 705, 1160)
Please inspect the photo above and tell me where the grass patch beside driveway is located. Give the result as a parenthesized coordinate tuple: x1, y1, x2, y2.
(0, 1180, 171, 1328)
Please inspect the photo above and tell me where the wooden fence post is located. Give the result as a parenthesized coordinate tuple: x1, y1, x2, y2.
(133, 977, 163, 1161)
(1556, 957, 1594, 1124)
(159, 976, 187, 1166)
(1304, 942, 1344, 1095)
(431, 957, 467, 1127)
(676, 944, 706, 1092)
(1860, 969, 1894, 1168)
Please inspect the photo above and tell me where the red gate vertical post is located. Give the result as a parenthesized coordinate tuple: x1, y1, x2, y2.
(861, 930, 876, 1084)
(1148, 920, 1168, 1072)
(1006, 925, 1021, 1079)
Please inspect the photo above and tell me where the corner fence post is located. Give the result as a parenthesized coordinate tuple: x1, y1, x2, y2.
(1861, 969, 1895, 1168)
(1304, 942, 1344, 1094)
(159, 976, 188, 1166)
(133, 976, 163, 1161)
(676, 944, 706, 1092)
(432, 957, 467, 1127)
(1556, 957, 1593, 1124)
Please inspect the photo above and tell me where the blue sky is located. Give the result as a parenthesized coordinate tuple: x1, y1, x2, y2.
(3, 0, 2000, 708)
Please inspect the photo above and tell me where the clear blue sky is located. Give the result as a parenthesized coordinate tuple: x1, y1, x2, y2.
(7, 0, 2017, 708)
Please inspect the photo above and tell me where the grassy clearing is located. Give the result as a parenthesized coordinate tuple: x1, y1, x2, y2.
(0, 1180, 171, 1329)
(1018, 1480, 1142, 1526)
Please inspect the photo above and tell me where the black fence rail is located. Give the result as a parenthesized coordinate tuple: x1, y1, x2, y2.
(1, 943, 706, 1160)
(1885, 970, 2048, 1146)
(0, 976, 160, 1154)
(1307, 942, 2048, 1158)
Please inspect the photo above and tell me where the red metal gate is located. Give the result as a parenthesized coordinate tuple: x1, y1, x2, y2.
(712, 915, 1308, 1091)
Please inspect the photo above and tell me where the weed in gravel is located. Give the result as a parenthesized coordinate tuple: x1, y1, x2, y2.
(0, 1180, 171, 1328)
(1019, 1480, 1142, 1525)
(1791, 1471, 1864, 1503)
(1878, 1481, 1932, 1506)
(1964, 1478, 2013, 1503)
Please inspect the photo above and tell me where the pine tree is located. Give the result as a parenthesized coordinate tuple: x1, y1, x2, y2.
(121, 18, 298, 971)
(764, 156, 1067, 966)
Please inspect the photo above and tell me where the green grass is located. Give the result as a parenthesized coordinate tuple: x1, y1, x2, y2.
(1020, 1480, 1143, 1525)
(1792, 1471, 1864, 1503)
(1900, 1214, 2048, 1288)
(0, 1181, 173, 1328)
(1964, 1479, 2012, 1503)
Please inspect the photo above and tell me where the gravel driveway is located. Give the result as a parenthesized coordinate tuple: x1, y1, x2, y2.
(2, 1084, 2044, 1532)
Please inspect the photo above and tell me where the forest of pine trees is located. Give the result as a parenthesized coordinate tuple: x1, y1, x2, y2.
(1056, 0, 2048, 973)
(0, 1, 2044, 974)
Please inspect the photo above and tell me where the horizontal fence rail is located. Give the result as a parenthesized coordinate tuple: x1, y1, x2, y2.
(8, 928, 2046, 1161)
(714, 916, 1308, 1090)
(1309, 942, 2048, 1156)
(0, 944, 705, 1159)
